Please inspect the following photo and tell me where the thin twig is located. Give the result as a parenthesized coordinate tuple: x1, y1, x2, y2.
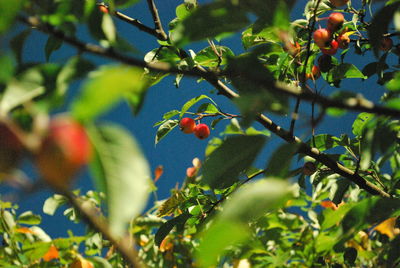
(146, 0, 168, 41)
(290, 0, 323, 134)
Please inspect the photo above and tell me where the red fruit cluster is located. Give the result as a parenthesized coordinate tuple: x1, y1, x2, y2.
(313, 12, 348, 56)
(179, 118, 210, 140)
(98, 4, 109, 14)
(35, 116, 91, 189)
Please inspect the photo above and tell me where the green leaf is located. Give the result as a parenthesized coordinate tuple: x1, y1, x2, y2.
(326, 63, 366, 83)
(352, 113, 375, 136)
(196, 179, 292, 267)
(180, 95, 216, 118)
(10, 29, 31, 64)
(171, 1, 249, 46)
(368, 2, 400, 57)
(88, 123, 151, 236)
(0, 54, 15, 84)
(194, 46, 234, 67)
(265, 143, 300, 178)
(386, 71, 400, 91)
(155, 213, 190, 246)
(72, 65, 149, 121)
(102, 13, 116, 43)
(43, 194, 67, 216)
(196, 103, 219, 114)
(0, 0, 23, 33)
(155, 119, 179, 145)
(0, 69, 45, 115)
(45, 36, 63, 61)
(202, 135, 267, 189)
(307, 134, 340, 151)
(17, 211, 41, 225)
(113, 0, 140, 8)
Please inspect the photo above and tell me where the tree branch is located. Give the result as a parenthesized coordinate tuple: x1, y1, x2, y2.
(19, 15, 395, 197)
(146, 0, 168, 41)
(59, 189, 144, 268)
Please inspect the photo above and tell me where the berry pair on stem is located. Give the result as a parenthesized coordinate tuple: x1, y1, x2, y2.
(179, 118, 210, 140)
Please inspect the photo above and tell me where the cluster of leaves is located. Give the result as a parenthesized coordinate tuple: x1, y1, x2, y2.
(0, 0, 399, 267)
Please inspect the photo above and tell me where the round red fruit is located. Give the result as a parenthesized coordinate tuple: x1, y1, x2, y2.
(35, 116, 91, 190)
(98, 5, 109, 14)
(327, 13, 344, 32)
(380, 37, 393, 52)
(179, 118, 196, 134)
(313, 28, 332, 48)
(194, 124, 210, 140)
(337, 34, 350, 49)
(303, 162, 317, 176)
(321, 40, 339, 55)
(311, 65, 321, 79)
(329, 0, 349, 7)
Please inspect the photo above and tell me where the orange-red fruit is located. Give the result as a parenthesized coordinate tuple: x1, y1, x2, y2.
(179, 118, 196, 134)
(337, 34, 350, 49)
(0, 123, 23, 173)
(284, 42, 301, 57)
(311, 65, 321, 79)
(36, 116, 91, 189)
(98, 5, 109, 14)
(321, 40, 339, 55)
(194, 124, 210, 140)
(380, 37, 393, 51)
(327, 13, 344, 32)
(313, 28, 332, 48)
(329, 0, 349, 7)
(303, 162, 317, 176)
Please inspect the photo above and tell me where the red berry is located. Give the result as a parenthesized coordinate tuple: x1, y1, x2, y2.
(179, 118, 196, 134)
(329, 0, 349, 7)
(337, 34, 350, 49)
(313, 28, 332, 48)
(0, 123, 23, 173)
(309, 65, 321, 80)
(35, 116, 91, 189)
(98, 5, 109, 14)
(194, 124, 210, 140)
(380, 37, 393, 52)
(303, 162, 317, 176)
(321, 40, 339, 55)
(284, 42, 301, 57)
(327, 13, 344, 32)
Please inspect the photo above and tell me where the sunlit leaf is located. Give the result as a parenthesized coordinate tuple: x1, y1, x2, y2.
(72, 65, 150, 121)
(155, 119, 179, 145)
(374, 217, 400, 239)
(88, 123, 151, 236)
(0, 0, 23, 33)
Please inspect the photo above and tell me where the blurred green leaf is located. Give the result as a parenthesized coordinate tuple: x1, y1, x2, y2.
(265, 143, 300, 178)
(202, 135, 267, 189)
(352, 113, 375, 136)
(17, 211, 41, 225)
(0, 54, 15, 84)
(0, 0, 23, 33)
(155, 213, 190, 246)
(386, 71, 400, 91)
(196, 179, 292, 267)
(368, 2, 400, 57)
(45, 36, 63, 61)
(88, 123, 151, 236)
(10, 29, 31, 64)
(155, 119, 179, 145)
(72, 65, 149, 121)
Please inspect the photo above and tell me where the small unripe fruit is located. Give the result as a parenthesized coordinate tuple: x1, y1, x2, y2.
(0, 123, 23, 174)
(303, 162, 317, 176)
(179, 118, 196, 134)
(321, 40, 339, 55)
(194, 124, 210, 140)
(329, 0, 349, 7)
(313, 28, 332, 48)
(318, 54, 333, 72)
(327, 13, 344, 32)
(337, 34, 350, 49)
(380, 37, 393, 52)
(35, 116, 91, 190)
